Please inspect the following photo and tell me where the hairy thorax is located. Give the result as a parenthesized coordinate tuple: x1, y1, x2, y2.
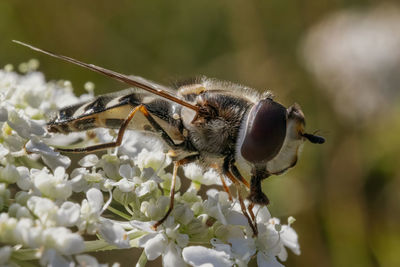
(181, 91, 251, 158)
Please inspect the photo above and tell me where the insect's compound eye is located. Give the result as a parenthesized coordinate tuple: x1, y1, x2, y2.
(240, 98, 287, 163)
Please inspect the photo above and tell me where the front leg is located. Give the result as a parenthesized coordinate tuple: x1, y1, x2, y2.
(247, 167, 270, 206)
(247, 167, 270, 235)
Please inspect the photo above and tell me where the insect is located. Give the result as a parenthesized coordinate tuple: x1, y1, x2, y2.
(14, 40, 325, 235)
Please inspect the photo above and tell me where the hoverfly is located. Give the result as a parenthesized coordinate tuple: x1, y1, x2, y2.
(14, 40, 325, 235)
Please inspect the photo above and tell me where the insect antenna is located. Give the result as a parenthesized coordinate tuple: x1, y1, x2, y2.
(13, 40, 199, 112)
(302, 133, 325, 144)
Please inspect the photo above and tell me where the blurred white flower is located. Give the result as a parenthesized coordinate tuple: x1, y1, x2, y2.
(0, 246, 12, 266)
(8, 203, 32, 219)
(32, 167, 72, 200)
(0, 164, 19, 184)
(75, 254, 113, 267)
(57, 201, 81, 227)
(42, 227, 85, 255)
(98, 219, 130, 248)
(302, 4, 400, 122)
(27, 196, 59, 227)
(40, 248, 74, 267)
(182, 246, 235, 267)
(16, 166, 33, 190)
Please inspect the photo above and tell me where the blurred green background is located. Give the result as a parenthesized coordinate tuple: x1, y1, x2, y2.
(1, 0, 400, 266)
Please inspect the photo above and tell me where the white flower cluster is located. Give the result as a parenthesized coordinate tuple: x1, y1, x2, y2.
(0, 62, 300, 266)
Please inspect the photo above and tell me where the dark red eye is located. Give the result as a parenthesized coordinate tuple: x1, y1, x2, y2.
(240, 98, 287, 163)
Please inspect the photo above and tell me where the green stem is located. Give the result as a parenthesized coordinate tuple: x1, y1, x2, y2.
(11, 258, 38, 267)
(84, 240, 118, 252)
(124, 204, 134, 215)
(135, 250, 148, 267)
(107, 205, 131, 220)
(11, 249, 38, 261)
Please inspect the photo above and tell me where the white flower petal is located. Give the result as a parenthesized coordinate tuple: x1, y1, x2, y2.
(25, 139, 58, 157)
(26, 139, 71, 170)
(116, 178, 135, 192)
(79, 154, 99, 167)
(57, 202, 80, 227)
(182, 246, 234, 267)
(7, 110, 44, 138)
(139, 233, 168, 261)
(257, 252, 284, 267)
(130, 220, 157, 233)
(280, 225, 300, 256)
(225, 209, 248, 226)
(41, 153, 71, 172)
(86, 188, 104, 213)
(0, 246, 12, 265)
(33, 167, 72, 200)
(76, 254, 102, 267)
(16, 166, 32, 190)
(40, 249, 71, 267)
(277, 246, 288, 262)
(0, 164, 19, 184)
(229, 237, 256, 261)
(136, 149, 170, 171)
(162, 243, 186, 267)
(43, 228, 85, 255)
(256, 206, 272, 224)
(27, 196, 58, 226)
(175, 233, 189, 248)
(0, 144, 9, 158)
(119, 164, 133, 179)
(99, 220, 130, 248)
(135, 180, 157, 197)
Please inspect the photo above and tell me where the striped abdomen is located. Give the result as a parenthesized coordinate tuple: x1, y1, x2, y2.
(47, 88, 184, 142)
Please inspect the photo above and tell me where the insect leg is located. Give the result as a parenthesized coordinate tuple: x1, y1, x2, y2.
(138, 105, 185, 150)
(219, 174, 233, 201)
(247, 202, 256, 224)
(229, 161, 250, 189)
(55, 105, 183, 153)
(55, 105, 145, 153)
(222, 157, 258, 236)
(248, 168, 270, 206)
(152, 154, 199, 230)
(246, 169, 270, 235)
(210, 163, 233, 201)
(237, 185, 258, 236)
